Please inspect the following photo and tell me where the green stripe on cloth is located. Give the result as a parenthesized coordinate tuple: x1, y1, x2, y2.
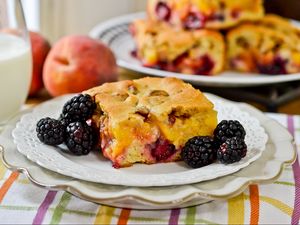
(275, 181, 295, 186)
(127, 217, 166, 223)
(64, 209, 95, 217)
(50, 192, 72, 224)
(0, 205, 37, 211)
(195, 219, 220, 225)
(0, 205, 95, 217)
(185, 206, 196, 225)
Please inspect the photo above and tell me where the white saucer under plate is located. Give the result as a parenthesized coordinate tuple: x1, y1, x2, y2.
(12, 94, 267, 187)
(0, 95, 296, 209)
(89, 12, 300, 87)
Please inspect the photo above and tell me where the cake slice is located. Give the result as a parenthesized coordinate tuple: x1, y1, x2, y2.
(226, 15, 300, 74)
(130, 19, 225, 75)
(147, 0, 264, 30)
(84, 77, 218, 168)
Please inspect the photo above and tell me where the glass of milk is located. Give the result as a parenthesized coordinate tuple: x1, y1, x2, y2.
(0, 0, 32, 127)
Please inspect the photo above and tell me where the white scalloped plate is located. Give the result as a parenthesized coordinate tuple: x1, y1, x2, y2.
(89, 12, 300, 87)
(12, 94, 268, 187)
(0, 95, 296, 209)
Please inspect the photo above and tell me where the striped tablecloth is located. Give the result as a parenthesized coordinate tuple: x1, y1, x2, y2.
(0, 113, 299, 225)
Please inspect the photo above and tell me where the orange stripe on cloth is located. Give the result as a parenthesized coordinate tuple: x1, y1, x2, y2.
(117, 209, 131, 225)
(249, 185, 260, 225)
(94, 206, 115, 225)
(228, 193, 245, 225)
(0, 171, 19, 203)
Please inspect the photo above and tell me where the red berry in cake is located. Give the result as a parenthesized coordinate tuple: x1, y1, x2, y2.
(151, 139, 176, 161)
(195, 55, 215, 75)
(257, 57, 287, 75)
(155, 1, 171, 22)
(183, 12, 205, 30)
(65, 121, 96, 155)
(214, 120, 246, 145)
(36, 117, 65, 146)
(217, 137, 247, 164)
(62, 94, 96, 123)
(181, 136, 217, 168)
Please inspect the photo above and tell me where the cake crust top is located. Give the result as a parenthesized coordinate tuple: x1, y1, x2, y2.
(85, 77, 215, 123)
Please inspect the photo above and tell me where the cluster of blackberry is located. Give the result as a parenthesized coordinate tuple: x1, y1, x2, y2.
(36, 94, 98, 155)
(181, 120, 247, 168)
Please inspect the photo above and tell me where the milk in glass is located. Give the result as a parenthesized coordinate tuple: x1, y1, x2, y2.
(0, 33, 31, 123)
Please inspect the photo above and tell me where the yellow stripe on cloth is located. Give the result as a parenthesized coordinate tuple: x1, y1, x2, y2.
(0, 162, 6, 180)
(259, 196, 293, 216)
(228, 193, 245, 224)
(245, 195, 293, 217)
(94, 206, 115, 225)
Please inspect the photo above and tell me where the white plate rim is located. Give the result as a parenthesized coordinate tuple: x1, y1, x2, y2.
(11, 94, 268, 187)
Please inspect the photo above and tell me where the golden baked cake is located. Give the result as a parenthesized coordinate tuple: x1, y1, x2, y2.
(130, 19, 225, 75)
(84, 77, 218, 168)
(147, 0, 264, 30)
(226, 15, 300, 74)
(257, 14, 300, 51)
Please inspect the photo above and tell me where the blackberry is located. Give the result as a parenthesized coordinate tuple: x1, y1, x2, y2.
(214, 120, 246, 145)
(58, 114, 72, 127)
(181, 136, 217, 168)
(36, 117, 65, 145)
(217, 137, 247, 164)
(62, 94, 96, 123)
(65, 121, 96, 155)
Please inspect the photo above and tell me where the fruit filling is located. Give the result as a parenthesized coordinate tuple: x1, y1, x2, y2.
(153, 0, 253, 29)
(183, 12, 206, 30)
(150, 139, 176, 161)
(155, 1, 171, 21)
(257, 57, 288, 75)
(146, 53, 216, 75)
(97, 112, 180, 166)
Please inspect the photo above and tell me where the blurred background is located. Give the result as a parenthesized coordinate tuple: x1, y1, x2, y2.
(23, 0, 300, 43)
(22, 0, 147, 43)
(21, 0, 300, 114)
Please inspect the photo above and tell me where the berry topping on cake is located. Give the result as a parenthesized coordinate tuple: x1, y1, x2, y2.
(217, 137, 247, 164)
(36, 118, 65, 146)
(155, 1, 171, 21)
(181, 136, 217, 168)
(62, 94, 96, 123)
(65, 121, 96, 155)
(214, 120, 246, 144)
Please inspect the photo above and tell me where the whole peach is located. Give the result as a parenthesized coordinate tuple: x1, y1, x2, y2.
(29, 31, 51, 96)
(43, 35, 118, 97)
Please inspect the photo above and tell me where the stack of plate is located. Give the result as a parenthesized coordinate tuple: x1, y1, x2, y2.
(0, 94, 296, 209)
